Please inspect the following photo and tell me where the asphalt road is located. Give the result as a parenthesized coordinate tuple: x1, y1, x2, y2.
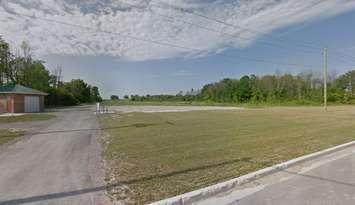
(237, 153, 355, 205)
(0, 106, 109, 205)
(196, 146, 355, 205)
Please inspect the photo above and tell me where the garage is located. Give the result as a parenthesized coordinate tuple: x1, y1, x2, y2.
(0, 85, 47, 113)
(25, 96, 40, 113)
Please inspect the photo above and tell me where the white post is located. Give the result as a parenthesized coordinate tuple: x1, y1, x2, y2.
(96, 102, 100, 114)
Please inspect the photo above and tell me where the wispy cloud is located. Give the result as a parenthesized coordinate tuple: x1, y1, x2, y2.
(1, 0, 355, 61)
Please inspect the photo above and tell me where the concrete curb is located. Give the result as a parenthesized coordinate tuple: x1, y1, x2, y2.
(149, 140, 355, 205)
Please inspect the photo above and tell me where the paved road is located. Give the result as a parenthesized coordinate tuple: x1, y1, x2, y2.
(196, 146, 355, 205)
(0, 106, 109, 205)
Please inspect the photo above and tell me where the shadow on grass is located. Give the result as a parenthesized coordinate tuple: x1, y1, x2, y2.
(0, 157, 252, 205)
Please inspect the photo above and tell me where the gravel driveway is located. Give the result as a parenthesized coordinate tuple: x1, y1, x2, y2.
(0, 106, 109, 205)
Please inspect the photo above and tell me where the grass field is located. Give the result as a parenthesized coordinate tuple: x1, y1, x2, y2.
(99, 106, 355, 204)
(0, 114, 55, 124)
(0, 129, 25, 146)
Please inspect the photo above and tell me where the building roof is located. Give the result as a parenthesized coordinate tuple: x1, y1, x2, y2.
(0, 85, 48, 95)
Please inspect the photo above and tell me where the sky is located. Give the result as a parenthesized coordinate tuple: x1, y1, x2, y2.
(1, 0, 355, 98)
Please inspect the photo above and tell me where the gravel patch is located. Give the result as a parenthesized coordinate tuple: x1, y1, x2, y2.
(110, 106, 244, 113)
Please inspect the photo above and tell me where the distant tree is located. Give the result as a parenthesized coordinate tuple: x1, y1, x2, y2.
(124, 95, 129, 99)
(50, 66, 63, 88)
(91, 86, 102, 102)
(110, 95, 119, 100)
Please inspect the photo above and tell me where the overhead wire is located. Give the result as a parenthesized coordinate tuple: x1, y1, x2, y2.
(121, 1, 321, 55)
(151, 0, 324, 50)
(0, 9, 320, 69)
(150, 0, 355, 66)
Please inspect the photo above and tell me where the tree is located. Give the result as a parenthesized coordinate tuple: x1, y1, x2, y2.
(0, 38, 102, 106)
(236, 75, 251, 102)
(50, 66, 63, 88)
(20, 60, 51, 91)
(111, 95, 119, 100)
(46, 87, 78, 106)
(0, 36, 11, 85)
(91, 86, 102, 102)
(64, 79, 91, 103)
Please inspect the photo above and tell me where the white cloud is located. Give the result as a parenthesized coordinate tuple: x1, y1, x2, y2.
(0, 0, 355, 61)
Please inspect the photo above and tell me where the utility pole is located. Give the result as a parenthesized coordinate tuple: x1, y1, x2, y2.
(323, 48, 328, 111)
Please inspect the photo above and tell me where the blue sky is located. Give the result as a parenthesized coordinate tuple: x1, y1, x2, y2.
(1, 0, 355, 98)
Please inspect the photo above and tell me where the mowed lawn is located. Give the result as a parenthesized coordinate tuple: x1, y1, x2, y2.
(0, 114, 55, 124)
(99, 106, 355, 204)
(0, 129, 25, 146)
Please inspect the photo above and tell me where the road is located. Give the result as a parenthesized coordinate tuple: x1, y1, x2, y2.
(0, 106, 109, 205)
(195, 145, 355, 205)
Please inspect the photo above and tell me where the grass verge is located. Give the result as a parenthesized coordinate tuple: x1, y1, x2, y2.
(99, 106, 355, 204)
(0, 129, 25, 146)
(0, 114, 56, 124)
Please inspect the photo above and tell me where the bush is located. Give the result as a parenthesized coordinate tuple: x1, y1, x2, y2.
(45, 88, 78, 106)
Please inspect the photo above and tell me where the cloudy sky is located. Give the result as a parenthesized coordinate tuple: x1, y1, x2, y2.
(1, 0, 355, 98)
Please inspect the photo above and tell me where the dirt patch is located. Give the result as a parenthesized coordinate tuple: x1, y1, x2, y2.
(101, 131, 135, 205)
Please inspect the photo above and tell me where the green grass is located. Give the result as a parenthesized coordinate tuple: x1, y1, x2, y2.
(99, 106, 355, 204)
(0, 129, 25, 146)
(0, 114, 56, 123)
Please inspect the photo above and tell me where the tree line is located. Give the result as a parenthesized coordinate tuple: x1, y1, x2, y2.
(0, 36, 102, 106)
(116, 70, 355, 105)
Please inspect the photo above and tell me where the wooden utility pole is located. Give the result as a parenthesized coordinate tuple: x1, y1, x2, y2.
(323, 48, 328, 111)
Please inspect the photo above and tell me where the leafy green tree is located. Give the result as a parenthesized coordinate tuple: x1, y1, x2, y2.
(20, 60, 51, 91)
(111, 95, 119, 100)
(0, 38, 102, 106)
(237, 75, 252, 102)
(91, 86, 102, 102)
(46, 87, 78, 106)
(64, 79, 90, 103)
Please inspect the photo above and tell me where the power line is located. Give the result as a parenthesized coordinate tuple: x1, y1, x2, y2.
(332, 51, 355, 64)
(149, 1, 355, 65)
(121, 1, 321, 55)
(219, 52, 318, 69)
(0, 11, 199, 52)
(151, 0, 325, 50)
(122, 2, 320, 54)
(331, 53, 355, 65)
(0, 10, 319, 69)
